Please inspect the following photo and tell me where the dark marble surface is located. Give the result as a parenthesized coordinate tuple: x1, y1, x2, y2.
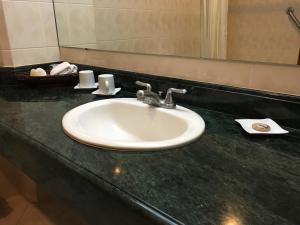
(2, 63, 300, 129)
(0, 84, 299, 225)
(74, 64, 300, 129)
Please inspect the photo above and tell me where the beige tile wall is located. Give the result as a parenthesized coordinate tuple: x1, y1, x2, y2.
(228, 0, 300, 65)
(93, 0, 201, 58)
(0, 0, 12, 65)
(0, 155, 89, 225)
(54, 0, 201, 58)
(54, 0, 96, 47)
(0, 0, 299, 97)
(60, 47, 300, 96)
(0, 0, 60, 67)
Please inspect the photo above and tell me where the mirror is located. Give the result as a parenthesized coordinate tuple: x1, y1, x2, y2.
(53, 0, 300, 66)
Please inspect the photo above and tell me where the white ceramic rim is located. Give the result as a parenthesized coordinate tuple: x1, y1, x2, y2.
(79, 70, 94, 75)
(62, 98, 205, 151)
(98, 74, 114, 78)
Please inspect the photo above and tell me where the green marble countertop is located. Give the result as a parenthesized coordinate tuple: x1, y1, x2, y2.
(0, 85, 299, 225)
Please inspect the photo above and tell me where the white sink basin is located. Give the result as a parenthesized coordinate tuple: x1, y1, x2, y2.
(62, 98, 205, 150)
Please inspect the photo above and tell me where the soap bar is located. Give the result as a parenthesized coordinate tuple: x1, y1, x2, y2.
(235, 118, 289, 135)
(252, 123, 271, 132)
(30, 68, 47, 77)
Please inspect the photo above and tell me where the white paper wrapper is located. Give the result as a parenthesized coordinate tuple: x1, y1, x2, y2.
(235, 118, 289, 135)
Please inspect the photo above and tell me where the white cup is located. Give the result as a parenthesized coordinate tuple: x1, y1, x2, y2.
(79, 70, 95, 88)
(98, 74, 115, 94)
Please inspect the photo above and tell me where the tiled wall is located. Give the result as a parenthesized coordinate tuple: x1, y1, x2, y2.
(0, 156, 88, 225)
(227, 0, 300, 65)
(0, 0, 59, 67)
(54, 0, 300, 64)
(60, 47, 300, 96)
(93, 0, 201, 57)
(0, 0, 299, 97)
(54, 0, 97, 49)
(55, 0, 201, 57)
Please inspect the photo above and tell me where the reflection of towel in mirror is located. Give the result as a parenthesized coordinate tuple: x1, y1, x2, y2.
(50, 62, 78, 75)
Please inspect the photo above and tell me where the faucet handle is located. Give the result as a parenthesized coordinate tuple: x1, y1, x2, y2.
(167, 88, 187, 95)
(164, 88, 187, 108)
(136, 81, 152, 92)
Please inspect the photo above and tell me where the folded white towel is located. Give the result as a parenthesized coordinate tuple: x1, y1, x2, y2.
(30, 68, 47, 77)
(50, 62, 78, 75)
(50, 62, 70, 75)
(60, 64, 78, 75)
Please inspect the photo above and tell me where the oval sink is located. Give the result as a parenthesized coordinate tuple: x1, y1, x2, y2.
(62, 98, 205, 150)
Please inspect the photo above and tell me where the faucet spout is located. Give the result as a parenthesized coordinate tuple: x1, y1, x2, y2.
(135, 81, 187, 109)
(137, 90, 162, 107)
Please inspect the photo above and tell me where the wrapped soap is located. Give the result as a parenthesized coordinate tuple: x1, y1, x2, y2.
(30, 68, 47, 77)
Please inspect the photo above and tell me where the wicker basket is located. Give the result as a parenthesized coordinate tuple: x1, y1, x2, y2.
(14, 70, 78, 86)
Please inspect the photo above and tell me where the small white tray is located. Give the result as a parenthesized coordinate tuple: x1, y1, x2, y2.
(74, 83, 98, 90)
(92, 88, 121, 96)
(235, 118, 289, 135)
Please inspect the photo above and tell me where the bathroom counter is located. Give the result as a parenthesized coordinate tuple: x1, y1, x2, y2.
(0, 85, 299, 225)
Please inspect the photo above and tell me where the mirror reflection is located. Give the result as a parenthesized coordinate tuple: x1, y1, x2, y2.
(54, 0, 300, 65)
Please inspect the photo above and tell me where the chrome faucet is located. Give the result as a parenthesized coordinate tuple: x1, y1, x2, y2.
(135, 81, 187, 109)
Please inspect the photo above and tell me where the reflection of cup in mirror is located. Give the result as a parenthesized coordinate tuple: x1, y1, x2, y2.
(98, 74, 115, 94)
(79, 70, 95, 88)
